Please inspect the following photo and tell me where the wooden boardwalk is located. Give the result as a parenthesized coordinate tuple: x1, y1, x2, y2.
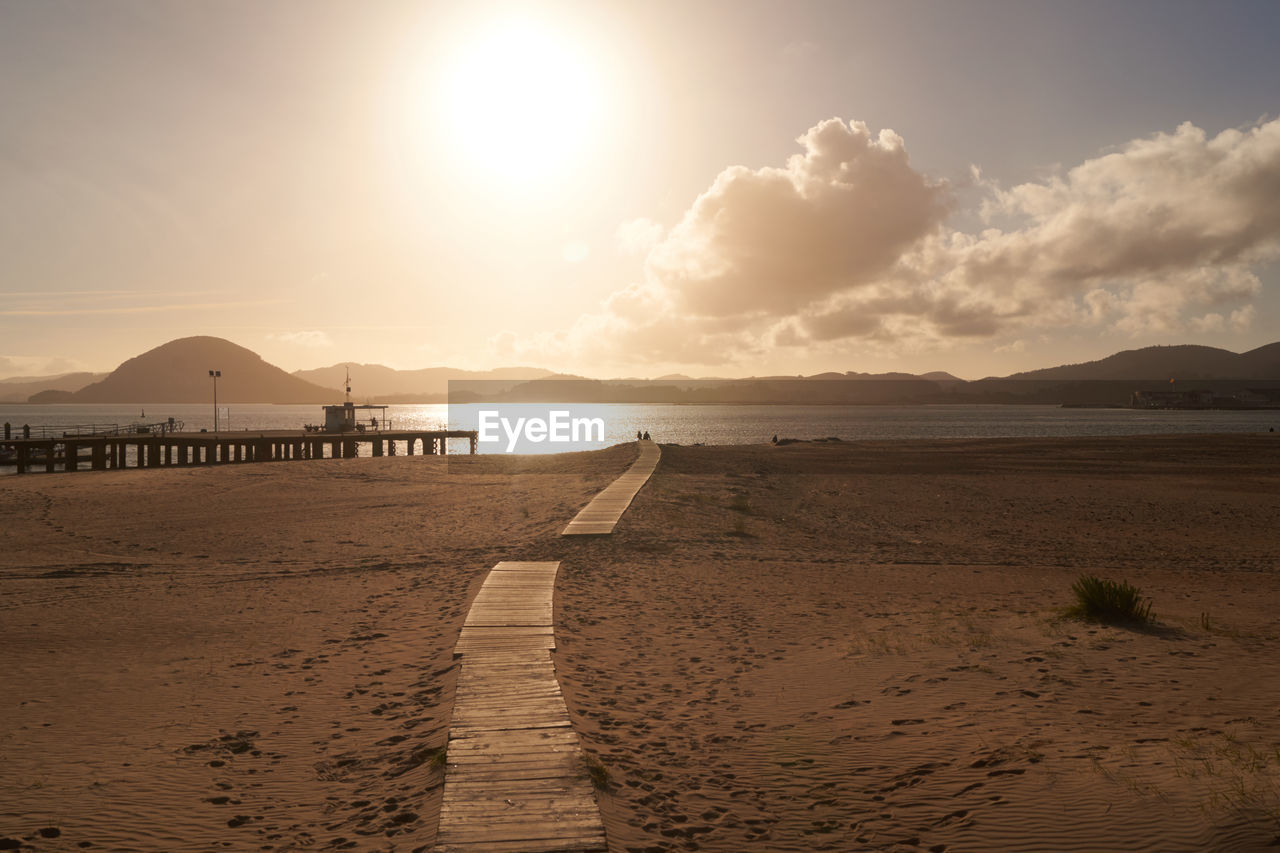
(561, 439, 661, 536)
(437, 561, 606, 853)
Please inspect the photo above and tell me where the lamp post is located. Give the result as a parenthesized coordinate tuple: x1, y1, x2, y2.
(209, 370, 221, 432)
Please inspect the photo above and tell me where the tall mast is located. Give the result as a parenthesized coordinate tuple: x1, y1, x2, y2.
(345, 365, 351, 404)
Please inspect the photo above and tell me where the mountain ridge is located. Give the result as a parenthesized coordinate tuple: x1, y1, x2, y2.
(1004, 343, 1280, 381)
(291, 363, 557, 399)
(8, 338, 1280, 404)
(0, 371, 107, 403)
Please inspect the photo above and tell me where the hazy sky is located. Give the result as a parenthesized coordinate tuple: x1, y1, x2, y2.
(3, 0, 1279, 380)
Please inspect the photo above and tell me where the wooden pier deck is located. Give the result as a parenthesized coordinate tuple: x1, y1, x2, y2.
(561, 439, 661, 536)
(0, 429, 478, 474)
(438, 561, 606, 853)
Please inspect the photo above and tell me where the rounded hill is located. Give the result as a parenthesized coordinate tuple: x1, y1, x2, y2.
(30, 337, 333, 404)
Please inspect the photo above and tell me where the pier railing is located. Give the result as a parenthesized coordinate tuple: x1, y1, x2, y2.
(2, 420, 185, 440)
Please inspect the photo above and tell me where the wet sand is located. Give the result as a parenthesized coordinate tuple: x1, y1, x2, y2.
(3, 435, 1280, 851)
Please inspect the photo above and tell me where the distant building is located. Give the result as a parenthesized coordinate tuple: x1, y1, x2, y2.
(1246, 388, 1280, 406)
(1130, 389, 1215, 409)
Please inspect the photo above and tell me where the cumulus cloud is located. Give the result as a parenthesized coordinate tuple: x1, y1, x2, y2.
(535, 116, 1280, 367)
(906, 119, 1280, 339)
(647, 118, 949, 319)
(269, 330, 334, 349)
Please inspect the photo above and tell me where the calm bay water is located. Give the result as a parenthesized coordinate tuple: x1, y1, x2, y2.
(2, 402, 1276, 454)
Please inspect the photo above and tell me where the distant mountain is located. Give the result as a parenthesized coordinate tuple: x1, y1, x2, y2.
(1234, 342, 1280, 376)
(920, 371, 964, 384)
(292, 363, 556, 400)
(0, 371, 106, 403)
(1004, 343, 1280, 381)
(957, 342, 1280, 406)
(29, 337, 334, 404)
(16, 337, 1280, 407)
(459, 375, 945, 405)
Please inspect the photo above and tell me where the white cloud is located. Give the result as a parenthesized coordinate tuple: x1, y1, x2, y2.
(269, 330, 334, 349)
(647, 118, 949, 319)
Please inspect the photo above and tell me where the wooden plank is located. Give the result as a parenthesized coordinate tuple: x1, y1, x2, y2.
(440, 798, 600, 818)
(437, 835, 605, 850)
(440, 560, 606, 852)
(454, 636, 556, 651)
(452, 704, 571, 721)
(450, 722, 573, 736)
(447, 737, 580, 752)
(446, 759, 582, 774)
(445, 760, 581, 777)
(436, 819, 606, 840)
(447, 728, 578, 747)
(561, 440, 660, 536)
(454, 676, 562, 689)
(452, 699, 569, 713)
(437, 818, 606, 839)
(456, 671, 559, 684)
(441, 780, 591, 795)
(453, 691, 567, 705)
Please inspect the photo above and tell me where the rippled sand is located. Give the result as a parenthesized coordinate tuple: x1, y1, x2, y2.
(551, 436, 1280, 852)
(0, 447, 634, 852)
(3, 435, 1280, 851)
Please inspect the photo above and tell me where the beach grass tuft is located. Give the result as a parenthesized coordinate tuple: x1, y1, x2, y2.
(1066, 574, 1154, 626)
(582, 754, 611, 790)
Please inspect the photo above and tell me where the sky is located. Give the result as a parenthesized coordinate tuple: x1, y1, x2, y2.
(2, 0, 1279, 381)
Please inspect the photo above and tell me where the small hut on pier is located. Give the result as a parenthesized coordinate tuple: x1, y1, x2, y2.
(322, 402, 389, 433)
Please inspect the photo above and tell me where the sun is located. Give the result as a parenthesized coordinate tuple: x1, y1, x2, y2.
(435, 17, 604, 188)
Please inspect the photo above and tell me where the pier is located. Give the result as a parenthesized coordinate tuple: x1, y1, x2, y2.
(0, 428, 478, 475)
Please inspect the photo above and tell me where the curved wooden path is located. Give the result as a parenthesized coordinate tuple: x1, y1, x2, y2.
(439, 443, 662, 850)
(437, 562, 606, 853)
(561, 439, 660, 536)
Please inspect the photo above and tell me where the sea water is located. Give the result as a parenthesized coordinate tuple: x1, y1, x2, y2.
(1, 402, 1275, 456)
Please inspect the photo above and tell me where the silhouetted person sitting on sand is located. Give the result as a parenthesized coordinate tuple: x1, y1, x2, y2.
(637, 430, 643, 440)
(772, 434, 778, 444)
(642, 430, 650, 441)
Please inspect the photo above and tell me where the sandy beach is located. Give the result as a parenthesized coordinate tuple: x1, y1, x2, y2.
(3, 435, 1279, 852)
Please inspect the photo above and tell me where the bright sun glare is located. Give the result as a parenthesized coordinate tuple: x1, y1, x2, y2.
(437, 17, 603, 188)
